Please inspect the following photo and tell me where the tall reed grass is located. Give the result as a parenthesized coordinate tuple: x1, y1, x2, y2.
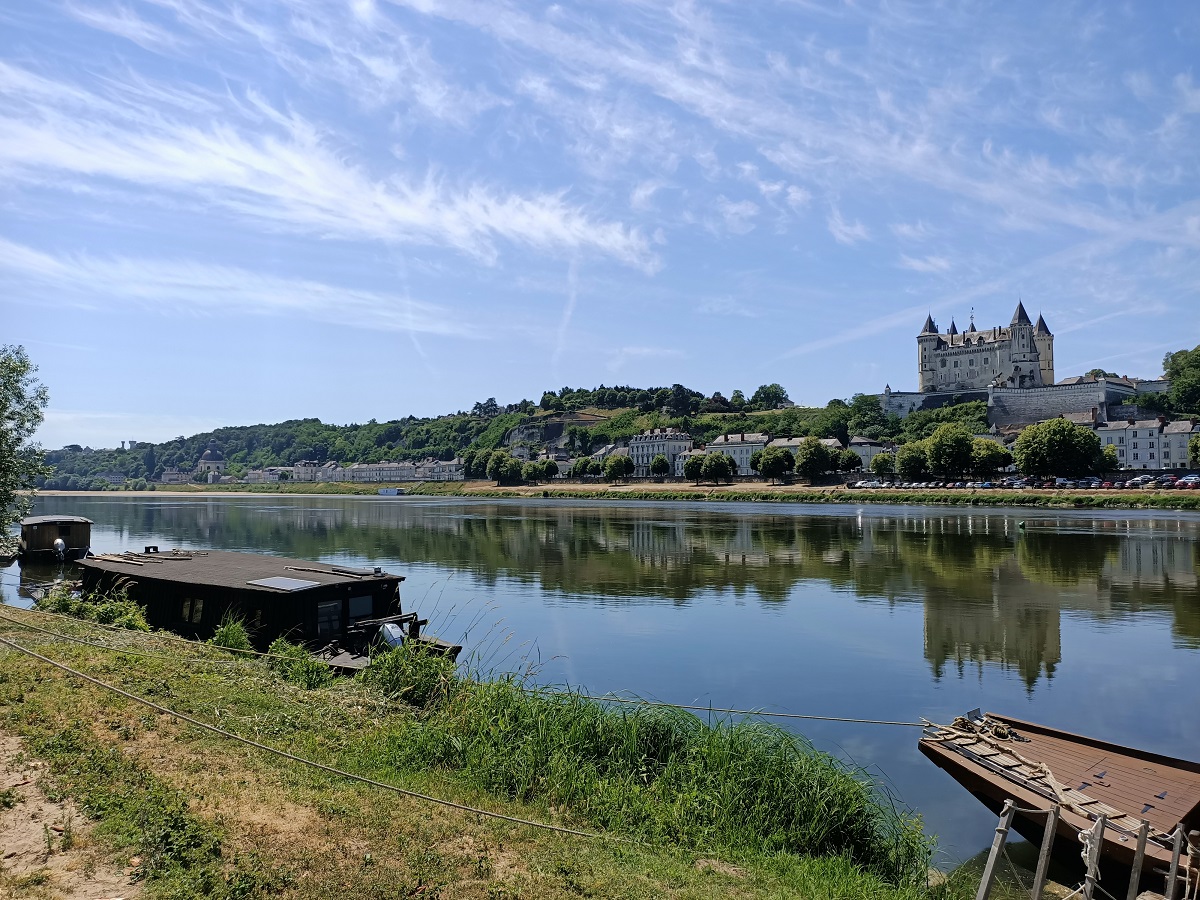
(365, 650, 931, 886)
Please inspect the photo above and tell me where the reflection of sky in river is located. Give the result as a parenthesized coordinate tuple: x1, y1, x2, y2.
(3, 495, 1198, 867)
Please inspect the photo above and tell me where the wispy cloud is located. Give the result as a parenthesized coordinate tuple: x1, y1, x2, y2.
(826, 206, 869, 245)
(898, 254, 951, 273)
(66, 3, 183, 52)
(0, 63, 657, 271)
(0, 238, 477, 337)
(698, 296, 757, 318)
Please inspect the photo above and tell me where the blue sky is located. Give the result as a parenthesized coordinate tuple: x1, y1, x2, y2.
(3, 1, 1199, 449)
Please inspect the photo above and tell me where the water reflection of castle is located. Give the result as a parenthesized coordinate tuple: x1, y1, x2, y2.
(61, 499, 1200, 688)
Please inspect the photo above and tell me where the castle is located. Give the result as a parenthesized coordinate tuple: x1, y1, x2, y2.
(917, 301, 1053, 392)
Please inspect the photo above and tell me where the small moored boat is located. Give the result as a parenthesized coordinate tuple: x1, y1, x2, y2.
(18, 516, 93, 562)
(920, 710, 1200, 875)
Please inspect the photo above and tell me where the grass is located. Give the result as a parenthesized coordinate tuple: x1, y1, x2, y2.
(0, 608, 989, 899)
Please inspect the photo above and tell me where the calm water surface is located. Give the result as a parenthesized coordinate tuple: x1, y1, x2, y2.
(4, 494, 1198, 865)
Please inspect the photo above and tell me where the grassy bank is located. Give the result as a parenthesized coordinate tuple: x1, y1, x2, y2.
(58, 480, 1200, 510)
(0, 607, 988, 899)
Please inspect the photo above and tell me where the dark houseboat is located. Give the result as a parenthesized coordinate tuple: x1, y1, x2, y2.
(76, 547, 460, 661)
(920, 711, 1200, 876)
(18, 516, 93, 562)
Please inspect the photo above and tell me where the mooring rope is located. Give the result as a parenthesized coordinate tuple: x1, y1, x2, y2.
(0, 632, 620, 843)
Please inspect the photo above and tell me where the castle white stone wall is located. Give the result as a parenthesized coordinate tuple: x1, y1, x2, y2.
(917, 303, 1053, 392)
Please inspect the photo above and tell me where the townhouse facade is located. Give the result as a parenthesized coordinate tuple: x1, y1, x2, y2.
(707, 432, 769, 475)
(629, 428, 694, 477)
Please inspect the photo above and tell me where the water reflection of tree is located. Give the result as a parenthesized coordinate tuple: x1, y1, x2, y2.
(40, 498, 1200, 675)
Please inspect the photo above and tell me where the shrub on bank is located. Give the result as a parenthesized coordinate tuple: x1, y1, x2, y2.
(34, 583, 150, 630)
(266, 637, 334, 689)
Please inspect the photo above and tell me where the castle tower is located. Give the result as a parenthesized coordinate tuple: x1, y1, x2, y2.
(917, 314, 940, 391)
(1033, 314, 1054, 385)
(1008, 301, 1043, 388)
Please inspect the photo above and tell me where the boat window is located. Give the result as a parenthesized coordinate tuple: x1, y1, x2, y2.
(316, 600, 341, 638)
(348, 595, 373, 620)
(58, 525, 72, 537)
(182, 598, 192, 621)
(191, 597, 204, 624)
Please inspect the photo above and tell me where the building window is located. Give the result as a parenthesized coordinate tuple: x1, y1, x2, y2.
(1149, 441, 1155, 448)
(940, 359, 946, 368)
(969, 358, 975, 367)
(954, 360, 960, 368)
(1133, 452, 1139, 460)
(1118, 436, 1124, 445)
(1133, 442, 1139, 449)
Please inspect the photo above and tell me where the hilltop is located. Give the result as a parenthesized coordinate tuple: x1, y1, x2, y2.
(39, 383, 991, 489)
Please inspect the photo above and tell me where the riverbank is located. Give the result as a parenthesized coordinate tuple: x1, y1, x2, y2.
(0, 607, 989, 900)
(37, 481, 1200, 510)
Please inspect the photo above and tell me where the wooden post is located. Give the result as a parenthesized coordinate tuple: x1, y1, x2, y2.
(1030, 805, 1060, 900)
(1082, 815, 1106, 900)
(977, 800, 1016, 900)
(1164, 827, 1184, 900)
(1126, 820, 1149, 900)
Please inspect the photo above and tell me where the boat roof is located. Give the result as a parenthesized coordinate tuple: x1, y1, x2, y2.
(21, 516, 94, 525)
(922, 712, 1200, 839)
(77, 549, 402, 593)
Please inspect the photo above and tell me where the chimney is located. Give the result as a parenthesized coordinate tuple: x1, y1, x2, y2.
(740, 432, 744, 441)
(1090, 407, 1097, 423)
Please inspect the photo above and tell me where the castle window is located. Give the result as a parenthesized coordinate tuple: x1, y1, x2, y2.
(953, 360, 960, 368)
(940, 359, 946, 368)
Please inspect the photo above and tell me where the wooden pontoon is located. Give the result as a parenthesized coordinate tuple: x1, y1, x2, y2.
(920, 711, 1200, 874)
(76, 547, 460, 660)
(18, 516, 93, 562)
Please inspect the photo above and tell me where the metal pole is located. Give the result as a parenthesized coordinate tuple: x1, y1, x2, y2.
(977, 800, 1017, 900)
(1126, 820, 1149, 900)
(1031, 805, 1061, 900)
(1083, 815, 1107, 900)
(1164, 827, 1184, 900)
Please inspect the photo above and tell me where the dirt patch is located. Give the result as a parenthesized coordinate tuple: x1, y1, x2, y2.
(694, 857, 746, 878)
(0, 731, 141, 900)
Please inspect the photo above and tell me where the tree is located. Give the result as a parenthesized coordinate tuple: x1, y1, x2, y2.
(540, 391, 563, 412)
(837, 449, 861, 472)
(1, 345, 50, 543)
(542, 459, 559, 478)
(926, 424, 975, 477)
(971, 439, 1013, 477)
(757, 446, 795, 483)
(1085, 368, 1118, 379)
(1100, 444, 1120, 472)
(793, 437, 833, 481)
(1191, 435, 1200, 467)
(896, 442, 929, 479)
(486, 451, 524, 485)
(749, 449, 764, 474)
(650, 454, 670, 478)
(683, 453, 704, 483)
(1163, 346, 1200, 413)
(701, 452, 734, 484)
(604, 454, 633, 481)
(1012, 418, 1103, 477)
(729, 389, 747, 411)
(870, 452, 895, 476)
(750, 383, 789, 411)
(521, 461, 542, 482)
(471, 397, 500, 418)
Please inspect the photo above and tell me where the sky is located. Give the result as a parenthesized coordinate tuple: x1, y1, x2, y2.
(3, 1, 1199, 450)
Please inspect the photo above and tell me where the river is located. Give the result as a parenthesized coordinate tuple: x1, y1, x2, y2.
(3, 493, 1198, 866)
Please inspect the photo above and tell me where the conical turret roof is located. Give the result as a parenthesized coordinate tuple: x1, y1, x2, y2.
(1035, 314, 1050, 335)
(920, 313, 937, 334)
(1011, 300, 1032, 326)
(948, 319, 959, 335)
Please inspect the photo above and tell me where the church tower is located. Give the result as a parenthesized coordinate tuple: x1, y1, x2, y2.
(917, 313, 940, 391)
(1033, 314, 1054, 385)
(1008, 301, 1043, 387)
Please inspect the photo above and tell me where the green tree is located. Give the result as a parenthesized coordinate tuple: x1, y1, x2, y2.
(701, 452, 734, 484)
(925, 424, 974, 477)
(1012, 418, 1103, 477)
(542, 459, 559, 478)
(757, 446, 794, 483)
(1100, 444, 1120, 472)
(870, 452, 895, 476)
(837, 449, 861, 472)
(750, 383, 789, 411)
(1190, 434, 1200, 467)
(683, 453, 704, 483)
(793, 437, 833, 481)
(1163, 346, 1200, 413)
(749, 449, 764, 474)
(1085, 368, 1118, 378)
(846, 394, 888, 440)
(729, 389, 747, 411)
(521, 461, 542, 483)
(1, 345, 50, 542)
(603, 454, 630, 481)
(539, 391, 564, 411)
(650, 454, 670, 478)
(896, 442, 929, 479)
(486, 451, 523, 485)
(971, 439, 1013, 477)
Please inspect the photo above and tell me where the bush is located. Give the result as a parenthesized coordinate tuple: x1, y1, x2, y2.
(34, 583, 150, 631)
(208, 614, 253, 653)
(266, 637, 333, 690)
(359, 642, 458, 709)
